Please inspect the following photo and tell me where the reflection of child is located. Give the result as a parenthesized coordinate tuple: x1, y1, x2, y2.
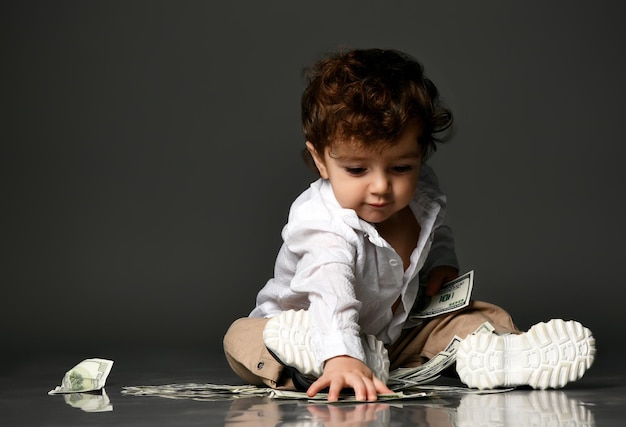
(223, 48, 595, 402)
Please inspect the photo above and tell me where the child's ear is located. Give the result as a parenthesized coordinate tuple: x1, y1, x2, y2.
(305, 141, 329, 179)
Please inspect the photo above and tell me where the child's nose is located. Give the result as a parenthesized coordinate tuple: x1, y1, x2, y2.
(370, 172, 391, 194)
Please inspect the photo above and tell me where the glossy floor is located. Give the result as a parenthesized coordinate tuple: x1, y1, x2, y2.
(2, 348, 625, 426)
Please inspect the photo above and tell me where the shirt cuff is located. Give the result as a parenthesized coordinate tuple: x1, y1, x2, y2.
(313, 331, 366, 366)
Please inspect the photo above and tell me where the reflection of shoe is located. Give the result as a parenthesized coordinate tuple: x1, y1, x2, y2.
(456, 390, 596, 427)
(263, 309, 390, 383)
(456, 319, 595, 390)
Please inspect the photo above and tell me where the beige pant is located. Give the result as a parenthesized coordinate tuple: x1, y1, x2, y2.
(222, 301, 519, 389)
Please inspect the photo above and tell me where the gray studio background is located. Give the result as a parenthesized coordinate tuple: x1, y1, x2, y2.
(2, 1, 625, 368)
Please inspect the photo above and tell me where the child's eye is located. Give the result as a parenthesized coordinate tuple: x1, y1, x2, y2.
(392, 165, 413, 173)
(345, 167, 367, 175)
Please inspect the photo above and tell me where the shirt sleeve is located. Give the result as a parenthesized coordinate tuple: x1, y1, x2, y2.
(282, 218, 367, 366)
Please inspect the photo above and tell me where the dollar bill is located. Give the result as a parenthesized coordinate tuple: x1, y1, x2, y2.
(389, 321, 495, 391)
(121, 383, 268, 401)
(409, 270, 474, 320)
(121, 380, 506, 403)
(48, 358, 114, 394)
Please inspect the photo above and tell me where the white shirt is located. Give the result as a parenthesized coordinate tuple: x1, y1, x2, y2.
(250, 164, 458, 367)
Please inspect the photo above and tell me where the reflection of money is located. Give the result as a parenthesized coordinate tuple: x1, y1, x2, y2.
(63, 389, 113, 412)
(269, 389, 431, 402)
(410, 271, 474, 319)
(48, 358, 114, 394)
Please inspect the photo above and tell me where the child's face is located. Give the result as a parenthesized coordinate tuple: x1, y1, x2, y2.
(306, 122, 423, 224)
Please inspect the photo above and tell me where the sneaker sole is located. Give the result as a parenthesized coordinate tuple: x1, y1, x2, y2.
(263, 309, 390, 383)
(362, 334, 391, 384)
(263, 309, 322, 377)
(456, 319, 595, 390)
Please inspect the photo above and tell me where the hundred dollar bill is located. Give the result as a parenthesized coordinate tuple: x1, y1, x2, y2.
(48, 358, 114, 394)
(122, 383, 267, 401)
(409, 270, 474, 320)
(122, 381, 506, 403)
(389, 321, 495, 391)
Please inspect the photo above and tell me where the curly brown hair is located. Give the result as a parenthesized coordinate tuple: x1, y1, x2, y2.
(301, 48, 453, 172)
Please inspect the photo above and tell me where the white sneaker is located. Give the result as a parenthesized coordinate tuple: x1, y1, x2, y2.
(455, 319, 595, 390)
(263, 309, 390, 383)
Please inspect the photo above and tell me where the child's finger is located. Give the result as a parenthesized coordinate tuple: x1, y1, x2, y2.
(363, 378, 379, 401)
(326, 380, 346, 402)
(373, 377, 393, 395)
(306, 377, 329, 398)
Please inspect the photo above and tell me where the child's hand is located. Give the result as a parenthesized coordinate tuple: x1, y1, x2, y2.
(306, 355, 393, 402)
(425, 265, 459, 296)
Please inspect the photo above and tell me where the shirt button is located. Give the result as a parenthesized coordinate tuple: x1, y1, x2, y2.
(257, 361, 264, 370)
(389, 259, 399, 267)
